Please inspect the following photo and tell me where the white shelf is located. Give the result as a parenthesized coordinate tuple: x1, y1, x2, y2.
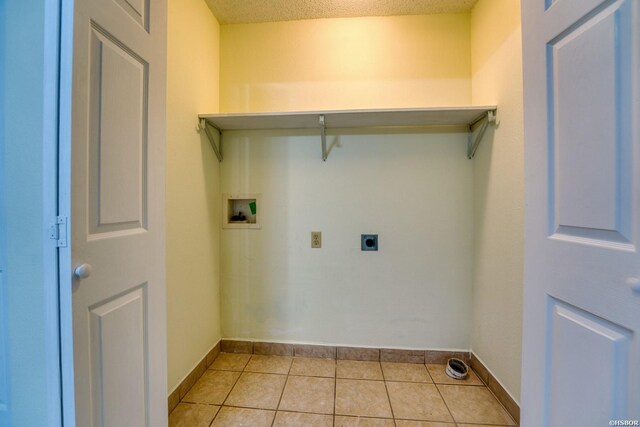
(199, 106, 495, 130)
(198, 106, 497, 161)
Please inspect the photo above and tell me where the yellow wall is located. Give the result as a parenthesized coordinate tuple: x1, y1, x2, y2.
(166, 0, 221, 394)
(471, 0, 524, 402)
(220, 14, 471, 112)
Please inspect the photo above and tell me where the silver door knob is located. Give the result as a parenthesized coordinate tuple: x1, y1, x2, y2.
(74, 264, 93, 279)
(626, 277, 640, 293)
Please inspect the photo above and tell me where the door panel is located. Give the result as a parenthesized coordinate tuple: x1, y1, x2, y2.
(90, 285, 148, 427)
(89, 25, 147, 235)
(548, 0, 634, 246)
(547, 298, 631, 425)
(71, 0, 166, 425)
(522, 0, 640, 424)
(113, 0, 149, 30)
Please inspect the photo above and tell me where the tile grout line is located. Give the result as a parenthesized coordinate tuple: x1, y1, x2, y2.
(206, 406, 216, 427)
(201, 353, 249, 426)
(433, 381, 457, 425)
(270, 356, 294, 427)
(423, 363, 436, 384)
(211, 355, 251, 424)
(333, 359, 337, 427)
(380, 362, 398, 427)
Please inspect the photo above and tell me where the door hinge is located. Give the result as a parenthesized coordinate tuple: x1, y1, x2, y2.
(49, 216, 68, 248)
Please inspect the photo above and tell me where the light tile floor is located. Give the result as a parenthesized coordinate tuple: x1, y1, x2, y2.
(169, 353, 517, 427)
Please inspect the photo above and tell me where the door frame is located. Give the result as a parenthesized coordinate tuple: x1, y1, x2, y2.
(1, 0, 75, 425)
(58, 0, 76, 425)
(0, 3, 6, 424)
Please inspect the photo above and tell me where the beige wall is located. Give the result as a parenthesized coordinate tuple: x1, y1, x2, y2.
(218, 14, 475, 349)
(220, 14, 471, 112)
(470, 0, 524, 402)
(220, 129, 474, 349)
(166, 0, 221, 394)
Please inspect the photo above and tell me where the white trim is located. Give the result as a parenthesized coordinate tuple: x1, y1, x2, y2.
(58, 0, 76, 425)
(43, 0, 64, 424)
(0, 0, 8, 423)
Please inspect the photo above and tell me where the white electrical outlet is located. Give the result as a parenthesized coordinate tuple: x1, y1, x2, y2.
(311, 231, 321, 248)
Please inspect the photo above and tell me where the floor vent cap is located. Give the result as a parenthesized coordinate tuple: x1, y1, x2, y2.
(445, 358, 469, 380)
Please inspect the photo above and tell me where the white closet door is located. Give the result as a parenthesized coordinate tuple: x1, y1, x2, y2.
(70, 0, 167, 425)
(521, 0, 640, 425)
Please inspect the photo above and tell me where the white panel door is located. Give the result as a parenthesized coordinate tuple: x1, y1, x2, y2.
(71, 0, 167, 425)
(521, 0, 640, 425)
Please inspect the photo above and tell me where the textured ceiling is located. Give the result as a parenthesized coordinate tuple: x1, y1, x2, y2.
(205, 0, 479, 24)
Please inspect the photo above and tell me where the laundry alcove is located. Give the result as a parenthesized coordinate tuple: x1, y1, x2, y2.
(166, 1, 524, 422)
(199, 106, 496, 350)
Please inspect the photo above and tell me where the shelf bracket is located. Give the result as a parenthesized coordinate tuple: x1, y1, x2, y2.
(467, 110, 496, 159)
(201, 119, 223, 162)
(320, 114, 327, 161)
